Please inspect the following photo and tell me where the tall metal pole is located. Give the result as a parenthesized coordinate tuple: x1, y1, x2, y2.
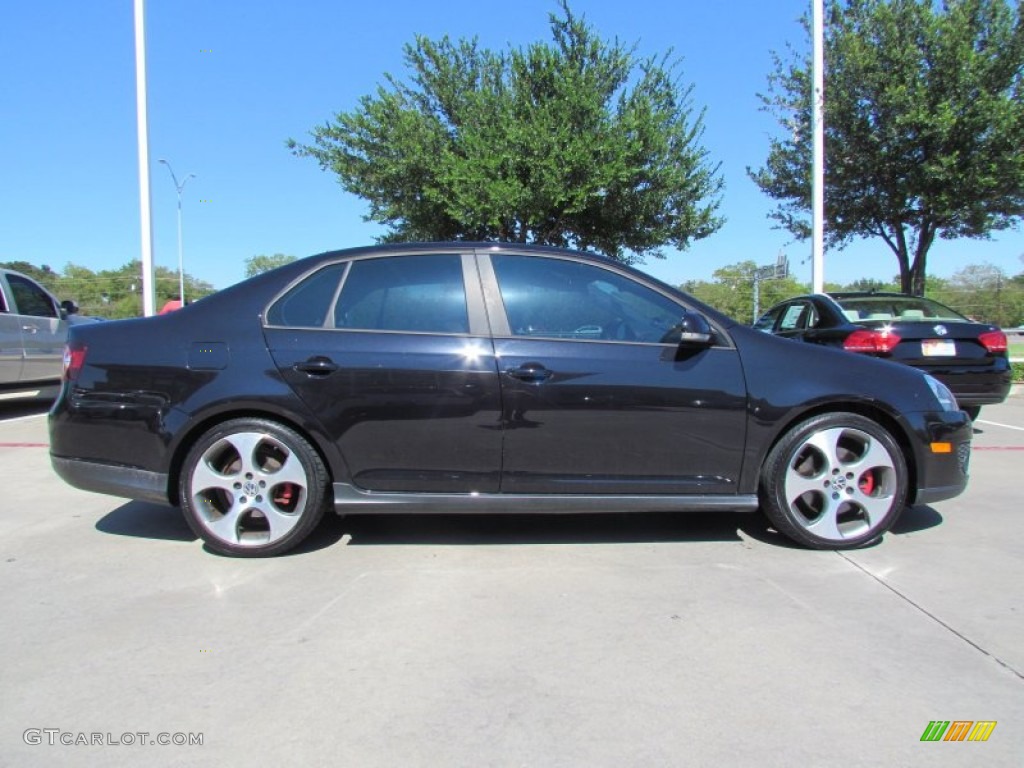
(159, 160, 195, 305)
(811, 0, 826, 293)
(133, 0, 156, 317)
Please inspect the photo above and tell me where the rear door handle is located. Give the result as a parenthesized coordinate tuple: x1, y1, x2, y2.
(505, 363, 553, 383)
(293, 356, 339, 376)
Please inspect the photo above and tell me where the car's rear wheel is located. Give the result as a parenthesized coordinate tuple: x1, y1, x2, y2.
(179, 418, 329, 557)
(760, 413, 908, 549)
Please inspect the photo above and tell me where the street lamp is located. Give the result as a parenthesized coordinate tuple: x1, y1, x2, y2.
(158, 159, 196, 305)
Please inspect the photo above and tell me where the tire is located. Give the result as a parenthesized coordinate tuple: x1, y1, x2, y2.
(961, 406, 981, 421)
(179, 418, 330, 557)
(760, 412, 908, 549)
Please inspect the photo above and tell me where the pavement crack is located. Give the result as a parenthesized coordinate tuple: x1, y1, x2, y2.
(837, 551, 1024, 682)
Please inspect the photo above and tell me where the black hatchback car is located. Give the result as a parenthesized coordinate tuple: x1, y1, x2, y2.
(50, 244, 972, 556)
(754, 292, 1011, 420)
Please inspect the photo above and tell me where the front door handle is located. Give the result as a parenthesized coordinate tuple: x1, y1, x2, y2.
(505, 363, 553, 383)
(293, 356, 339, 376)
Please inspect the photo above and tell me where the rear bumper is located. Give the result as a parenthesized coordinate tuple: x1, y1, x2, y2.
(929, 366, 1012, 407)
(50, 455, 170, 506)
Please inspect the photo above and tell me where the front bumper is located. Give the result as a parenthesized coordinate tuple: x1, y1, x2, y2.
(903, 410, 972, 506)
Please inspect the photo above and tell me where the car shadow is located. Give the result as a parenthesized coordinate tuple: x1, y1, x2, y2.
(316, 510, 750, 549)
(94, 502, 943, 554)
(888, 505, 944, 535)
(731, 504, 943, 549)
(96, 501, 197, 543)
(94, 504, 752, 556)
(0, 400, 53, 420)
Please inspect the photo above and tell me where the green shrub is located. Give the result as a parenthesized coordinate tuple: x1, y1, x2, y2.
(1013, 361, 1024, 383)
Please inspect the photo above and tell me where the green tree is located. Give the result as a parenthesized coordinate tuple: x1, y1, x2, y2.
(935, 262, 1024, 325)
(683, 260, 806, 322)
(244, 253, 298, 277)
(751, 0, 1024, 296)
(288, 1, 723, 264)
(3, 260, 215, 318)
(0, 261, 58, 293)
(842, 277, 900, 293)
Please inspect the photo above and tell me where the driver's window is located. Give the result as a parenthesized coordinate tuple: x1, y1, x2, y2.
(491, 255, 682, 343)
(7, 274, 57, 318)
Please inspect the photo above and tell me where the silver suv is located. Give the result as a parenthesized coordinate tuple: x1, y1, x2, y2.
(0, 268, 69, 399)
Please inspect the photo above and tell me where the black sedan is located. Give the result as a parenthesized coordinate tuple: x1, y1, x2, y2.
(50, 244, 971, 556)
(754, 292, 1011, 420)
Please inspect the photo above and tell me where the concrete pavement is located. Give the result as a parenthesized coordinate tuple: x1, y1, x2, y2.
(1, 398, 1021, 767)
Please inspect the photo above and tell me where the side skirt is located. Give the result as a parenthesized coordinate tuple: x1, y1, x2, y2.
(332, 482, 759, 515)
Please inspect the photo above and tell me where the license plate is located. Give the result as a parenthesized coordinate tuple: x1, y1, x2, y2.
(922, 339, 956, 357)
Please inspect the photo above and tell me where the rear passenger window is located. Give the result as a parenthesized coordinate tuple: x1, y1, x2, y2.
(334, 255, 468, 334)
(777, 303, 807, 331)
(266, 263, 347, 328)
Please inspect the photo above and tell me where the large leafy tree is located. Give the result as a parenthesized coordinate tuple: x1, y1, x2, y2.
(244, 253, 297, 277)
(682, 261, 807, 323)
(288, 1, 723, 264)
(751, 0, 1024, 295)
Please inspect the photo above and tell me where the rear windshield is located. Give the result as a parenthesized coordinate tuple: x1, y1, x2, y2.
(835, 296, 966, 323)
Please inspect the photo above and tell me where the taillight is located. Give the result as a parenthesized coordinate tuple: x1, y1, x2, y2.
(843, 329, 901, 354)
(63, 344, 87, 381)
(978, 330, 1007, 354)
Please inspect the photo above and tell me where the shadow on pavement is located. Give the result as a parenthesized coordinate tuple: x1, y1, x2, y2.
(96, 501, 197, 543)
(324, 510, 750, 548)
(889, 505, 943, 535)
(94, 502, 940, 554)
(731, 504, 943, 548)
(0, 400, 53, 420)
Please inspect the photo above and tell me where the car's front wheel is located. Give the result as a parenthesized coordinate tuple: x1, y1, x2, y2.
(760, 412, 908, 549)
(179, 418, 330, 557)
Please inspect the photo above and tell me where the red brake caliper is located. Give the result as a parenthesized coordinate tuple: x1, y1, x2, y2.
(274, 484, 295, 507)
(859, 471, 876, 495)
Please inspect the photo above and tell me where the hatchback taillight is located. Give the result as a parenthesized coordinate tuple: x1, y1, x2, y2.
(978, 330, 1007, 354)
(843, 329, 901, 354)
(63, 344, 87, 381)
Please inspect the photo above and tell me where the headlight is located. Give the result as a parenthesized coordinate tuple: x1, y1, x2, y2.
(924, 374, 958, 412)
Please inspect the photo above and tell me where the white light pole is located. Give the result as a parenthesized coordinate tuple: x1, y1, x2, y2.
(159, 159, 196, 305)
(811, 0, 825, 292)
(134, 0, 156, 316)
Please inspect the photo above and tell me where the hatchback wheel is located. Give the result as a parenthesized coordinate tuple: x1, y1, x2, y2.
(761, 413, 908, 549)
(179, 418, 329, 556)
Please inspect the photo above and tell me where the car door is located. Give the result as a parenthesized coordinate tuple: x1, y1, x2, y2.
(5, 272, 66, 382)
(481, 251, 747, 495)
(0, 276, 25, 385)
(264, 251, 503, 494)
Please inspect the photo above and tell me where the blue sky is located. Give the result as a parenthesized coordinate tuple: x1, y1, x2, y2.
(2, 1, 1021, 292)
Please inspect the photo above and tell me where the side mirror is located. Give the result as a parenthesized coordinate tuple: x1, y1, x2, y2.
(60, 299, 80, 316)
(675, 310, 713, 348)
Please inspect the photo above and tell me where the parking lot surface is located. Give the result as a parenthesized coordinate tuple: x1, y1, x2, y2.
(2, 395, 1022, 767)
